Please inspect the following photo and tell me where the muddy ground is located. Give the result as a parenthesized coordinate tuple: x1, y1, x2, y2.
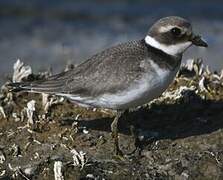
(0, 60, 223, 180)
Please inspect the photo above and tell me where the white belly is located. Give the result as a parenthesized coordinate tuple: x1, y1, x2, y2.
(68, 61, 179, 110)
(98, 64, 178, 109)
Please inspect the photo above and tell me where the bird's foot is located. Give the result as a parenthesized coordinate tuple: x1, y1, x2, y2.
(113, 147, 125, 160)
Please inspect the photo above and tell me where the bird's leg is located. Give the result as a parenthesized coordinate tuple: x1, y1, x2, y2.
(111, 110, 124, 156)
(129, 124, 141, 156)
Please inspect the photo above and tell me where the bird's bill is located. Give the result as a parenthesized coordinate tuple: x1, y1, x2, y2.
(190, 34, 208, 47)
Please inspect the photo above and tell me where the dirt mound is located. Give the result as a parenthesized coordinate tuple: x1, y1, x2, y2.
(0, 59, 223, 179)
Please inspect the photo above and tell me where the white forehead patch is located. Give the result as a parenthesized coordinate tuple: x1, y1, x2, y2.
(145, 35, 192, 56)
(158, 25, 176, 33)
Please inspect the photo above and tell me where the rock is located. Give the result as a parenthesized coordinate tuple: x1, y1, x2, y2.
(24, 166, 37, 176)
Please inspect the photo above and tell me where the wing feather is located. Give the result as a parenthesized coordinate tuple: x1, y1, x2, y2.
(8, 40, 147, 98)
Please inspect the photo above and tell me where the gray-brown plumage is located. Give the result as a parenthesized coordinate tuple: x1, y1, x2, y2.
(11, 40, 179, 99)
(8, 16, 208, 156)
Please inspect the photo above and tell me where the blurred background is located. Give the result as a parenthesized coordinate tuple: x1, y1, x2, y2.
(0, 0, 222, 84)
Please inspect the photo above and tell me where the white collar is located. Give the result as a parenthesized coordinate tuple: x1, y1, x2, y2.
(145, 35, 192, 56)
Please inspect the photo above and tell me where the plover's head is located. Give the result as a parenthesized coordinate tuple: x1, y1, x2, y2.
(145, 16, 208, 56)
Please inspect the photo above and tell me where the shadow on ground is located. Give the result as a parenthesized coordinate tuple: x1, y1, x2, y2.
(68, 93, 223, 142)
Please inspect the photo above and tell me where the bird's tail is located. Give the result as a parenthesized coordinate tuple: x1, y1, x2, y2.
(6, 79, 65, 94)
(7, 82, 32, 92)
(6, 71, 70, 94)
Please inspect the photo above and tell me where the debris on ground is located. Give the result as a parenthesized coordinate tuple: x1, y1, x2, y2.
(1, 59, 223, 179)
(12, 59, 32, 83)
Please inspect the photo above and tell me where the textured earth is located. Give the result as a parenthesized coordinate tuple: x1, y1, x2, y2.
(0, 59, 223, 180)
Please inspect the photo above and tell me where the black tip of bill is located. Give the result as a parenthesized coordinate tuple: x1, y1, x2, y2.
(191, 35, 208, 47)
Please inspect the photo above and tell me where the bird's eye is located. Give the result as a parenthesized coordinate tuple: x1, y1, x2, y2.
(171, 27, 181, 36)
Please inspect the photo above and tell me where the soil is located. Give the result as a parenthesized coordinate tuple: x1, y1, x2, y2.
(0, 60, 223, 180)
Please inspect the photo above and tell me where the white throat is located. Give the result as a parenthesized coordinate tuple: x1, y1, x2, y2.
(145, 35, 192, 56)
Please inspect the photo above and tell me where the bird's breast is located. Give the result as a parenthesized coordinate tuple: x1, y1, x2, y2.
(96, 60, 179, 109)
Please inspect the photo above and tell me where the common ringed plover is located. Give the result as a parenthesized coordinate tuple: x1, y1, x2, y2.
(8, 16, 208, 156)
